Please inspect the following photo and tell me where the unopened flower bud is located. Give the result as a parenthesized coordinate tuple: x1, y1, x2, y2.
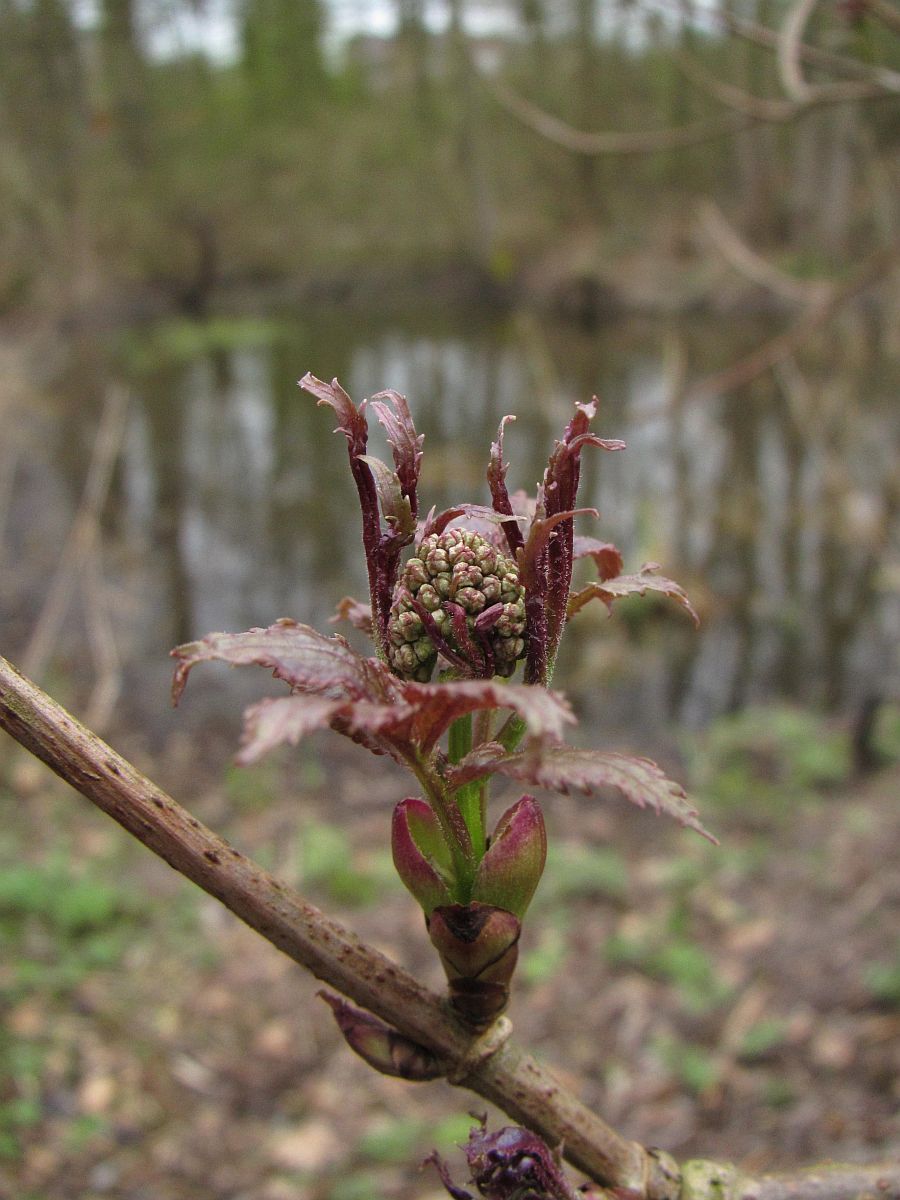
(387, 529, 527, 681)
(391, 798, 456, 916)
(471, 796, 546, 919)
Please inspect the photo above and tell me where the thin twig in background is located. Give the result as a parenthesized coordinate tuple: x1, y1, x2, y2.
(22, 384, 129, 685)
(697, 200, 827, 305)
(777, 0, 820, 102)
(688, 238, 900, 399)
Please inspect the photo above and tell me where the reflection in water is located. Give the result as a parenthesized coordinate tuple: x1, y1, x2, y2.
(5, 310, 898, 747)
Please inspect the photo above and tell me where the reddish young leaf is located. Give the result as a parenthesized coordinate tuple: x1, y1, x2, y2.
(298, 373, 367, 455)
(369, 389, 423, 514)
(357, 454, 416, 536)
(487, 414, 525, 557)
(572, 537, 624, 582)
(449, 744, 714, 841)
(397, 679, 574, 754)
(429, 1120, 583, 1200)
(330, 596, 374, 636)
(538, 400, 625, 679)
(299, 374, 389, 650)
(237, 695, 345, 764)
(171, 619, 383, 704)
(567, 563, 699, 626)
(423, 504, 528, 540)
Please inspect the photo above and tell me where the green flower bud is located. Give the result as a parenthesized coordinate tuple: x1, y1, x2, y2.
(471, 796, 546, 918)
(387, 529, 527, 681)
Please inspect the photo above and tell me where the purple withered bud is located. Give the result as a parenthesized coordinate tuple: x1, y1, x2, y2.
(392, 797, 456, 915)
(427, 902, 521, 1028)
(451, 1121, 583, 1200)
(471, 796, 547, 919)
(319, 992, 443, 1081)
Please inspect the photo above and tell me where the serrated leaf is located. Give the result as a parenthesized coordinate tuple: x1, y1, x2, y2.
(572, 537, 624, 582)
(298, 373, 368, 455)
(422, 504, 528, 540)
(357, 454, 415, 536)
(236, 693, 422, 763)
(171, 619, 383, 704)
(397, 679, 575, 754)
(567, 563, 699, 625)
(237, 695, 343, 763)
(369, 389, 423, 510)
(330, 596, 374, 635)
(450, 744, 714, 841)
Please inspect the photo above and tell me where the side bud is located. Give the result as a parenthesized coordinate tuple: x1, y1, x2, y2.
(391, 797, 456, 916)
(471, 795, 546, 919)
(319, 992, 443, 1081)
(427, 902, 521, 1029)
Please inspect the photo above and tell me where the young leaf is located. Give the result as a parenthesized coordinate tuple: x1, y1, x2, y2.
(423, 504, 528, 540)
(449, 745, 714, 841)
(369, 389, 423, 513)
(330, 596, 374, 636)
(237, 694, 344, 764)
(298, 372, 367, 455)
(356, 454, 416, 536)
(171, 619, 380, 704)
(397, 679, 575, 754)
(573, 537, 624, 582)
(567, 563, 699, 625)
(487, 414, 525, 557)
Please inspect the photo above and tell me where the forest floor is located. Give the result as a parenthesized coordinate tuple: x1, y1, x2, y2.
(2, 724, 899, 1200)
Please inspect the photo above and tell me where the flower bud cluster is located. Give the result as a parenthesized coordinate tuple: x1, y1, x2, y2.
(387, 529, 526, 681)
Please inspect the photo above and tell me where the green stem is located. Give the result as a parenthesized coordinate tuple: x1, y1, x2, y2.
(448, 713, 485, 876)
(496, 712, 527, 754)
(408, 750, 475, 898)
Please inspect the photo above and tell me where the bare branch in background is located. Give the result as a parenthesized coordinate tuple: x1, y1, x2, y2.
(697, 200, 828, 305)
(688, 239, 900, 398)
(21, 385, 128, 688)
(490, 31, 897, 161)
(489, 79, 754, 156)
(656, 0, 900, 91)
(778, 0, 820, 101)
(869, 0, 900, 36)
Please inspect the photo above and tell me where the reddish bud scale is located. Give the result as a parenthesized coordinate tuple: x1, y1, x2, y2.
(427, 902, 521, 1028)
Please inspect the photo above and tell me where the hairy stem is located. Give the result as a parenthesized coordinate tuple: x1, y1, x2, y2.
(408, 749, 475, 895)
(449, 713, 485, 864)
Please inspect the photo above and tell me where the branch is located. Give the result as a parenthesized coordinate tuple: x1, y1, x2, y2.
(869, 0, 900, 36)
(778, 0, 819, 102)
(489, 79, 755, 156)
(0, 653, 651, 1193)
(669, 0, 900, 92)
(1, 654, 897, 1200)
(697, 200, 827, 305)
(688, 237, 900, 398)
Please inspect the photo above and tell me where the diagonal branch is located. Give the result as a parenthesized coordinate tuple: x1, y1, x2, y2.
(688, 237, 900, 398)
(0, 653, 650, 1192)
(1, 654, 897, 1200)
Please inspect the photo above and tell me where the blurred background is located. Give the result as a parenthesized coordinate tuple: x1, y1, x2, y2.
(1, 1, 899, 1197)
